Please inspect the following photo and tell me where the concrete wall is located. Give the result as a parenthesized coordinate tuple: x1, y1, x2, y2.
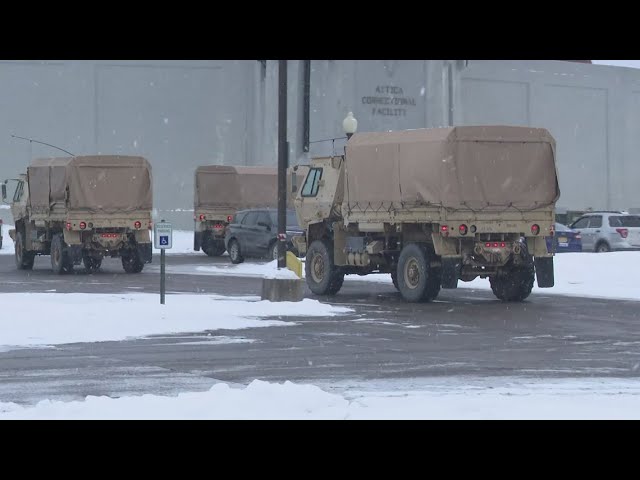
(0, 60, 259, 229)
(1, 59, 639, 232)
(454, 60, 640, 212)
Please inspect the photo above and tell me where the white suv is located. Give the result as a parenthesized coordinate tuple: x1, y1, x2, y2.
(570, 212, 640, 252)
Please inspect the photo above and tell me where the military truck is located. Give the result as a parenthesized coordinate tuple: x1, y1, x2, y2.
(290, 126, 559, 303)
(193, 165, 307, 256)
(2, 155, 153, 274)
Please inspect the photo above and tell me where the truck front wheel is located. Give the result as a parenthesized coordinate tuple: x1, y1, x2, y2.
(305, 239, 344, 295)
(397, 243, 441, 302)
(15, 231, 35, 270)
(202, 232, 226, 257)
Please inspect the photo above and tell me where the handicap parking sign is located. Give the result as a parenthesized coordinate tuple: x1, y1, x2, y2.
(154, 221, 172, 249)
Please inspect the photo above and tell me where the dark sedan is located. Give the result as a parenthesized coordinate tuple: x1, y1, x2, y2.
(224, 208, 303, 264)
(546, 222, 582, 253)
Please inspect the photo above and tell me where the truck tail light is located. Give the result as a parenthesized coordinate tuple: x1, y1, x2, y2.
(134, 221, 142, 229)
(616, 228, 629, 239)
(459, 224, 468, 235)
(79, 221, 86, 230)
(227, 215, 233, 223)
(213, 223, 224, 229)
(199, 214, 206, 221)
(66, 222, 71, 231)
(531, 224, 540, 235)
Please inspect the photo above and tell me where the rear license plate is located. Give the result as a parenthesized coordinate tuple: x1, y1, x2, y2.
(557, 236, 568, 244)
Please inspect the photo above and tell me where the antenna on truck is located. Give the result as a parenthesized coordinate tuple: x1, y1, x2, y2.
(11, 135, 75, 157)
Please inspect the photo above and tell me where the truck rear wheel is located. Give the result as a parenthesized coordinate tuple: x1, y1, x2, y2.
(489, 264, 535, 302)
(305, 239, 344, 295)
(15, 231, 35, 270)
(122, 251, 144, 273)
(51, 234, 73, 274)
(397, 243, 441, 302)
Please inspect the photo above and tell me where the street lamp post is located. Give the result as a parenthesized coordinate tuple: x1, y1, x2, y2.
(277, 60, 288, 269)
(343, 111, 358, 139)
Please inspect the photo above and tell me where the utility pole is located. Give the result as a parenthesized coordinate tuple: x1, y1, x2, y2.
(277, 60, 288, 269)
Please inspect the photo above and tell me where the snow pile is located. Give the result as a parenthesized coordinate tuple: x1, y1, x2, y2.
(0, 293, 352, 351)
(196, 259, 300, 278)
(2, 377, 640, 419)
(263, 260, 301, 280)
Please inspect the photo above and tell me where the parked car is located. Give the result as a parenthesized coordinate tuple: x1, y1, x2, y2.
(224, 208, 303, 264)
(545, 222, 582, 253)
(569, 212, 640, 252)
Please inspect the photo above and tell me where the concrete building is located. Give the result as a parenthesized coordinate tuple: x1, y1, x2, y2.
(1, 60, 638, 229)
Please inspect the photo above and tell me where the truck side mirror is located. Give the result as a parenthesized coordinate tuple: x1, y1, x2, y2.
(1, 183, 6, 202)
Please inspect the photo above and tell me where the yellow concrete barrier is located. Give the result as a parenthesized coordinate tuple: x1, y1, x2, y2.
(286, 251, 303, 279)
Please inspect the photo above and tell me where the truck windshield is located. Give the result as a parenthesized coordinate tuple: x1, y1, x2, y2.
(301, 168, 322, 197)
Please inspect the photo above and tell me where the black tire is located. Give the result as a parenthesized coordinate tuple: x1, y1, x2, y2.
(305, 239, 344, 295)
(391, 269, 399, 291)
(270, 241, 279, 261)
(202, 233, 226, 257)
(51, 234, 73, 274)
(122, 251, 144, 273)
(397, 243, 441, 303)
(228, 239, 244, 264)
(83, 256, 102, 273)
(489, 264, 535, 302)
(595, 241, 611, 253)
(15, 231, 35, 270)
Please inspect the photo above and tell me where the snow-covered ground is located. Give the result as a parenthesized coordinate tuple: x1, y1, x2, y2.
(2, 224, 639, 301)
(186, 252, 640, 302)
(2, 377, 640, 419)
(0, 293, 352, 352)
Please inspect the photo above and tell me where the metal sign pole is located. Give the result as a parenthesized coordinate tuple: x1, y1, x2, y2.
(154, 219, 172, 305)
(160, 248, 166, 305)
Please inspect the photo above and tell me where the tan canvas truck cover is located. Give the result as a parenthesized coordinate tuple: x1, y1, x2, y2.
(195, 165, 304, 210)
(344, 126, 559, 212)
(27, 156, 153, 214)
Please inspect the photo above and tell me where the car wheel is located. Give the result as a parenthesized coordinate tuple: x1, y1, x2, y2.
(228, 239, 244, 264)
(595, 242, 611, 253)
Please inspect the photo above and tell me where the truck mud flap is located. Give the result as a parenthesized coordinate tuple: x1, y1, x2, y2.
(441, 256, 461, 289)
(534, 256, 554, 288)
(194, 232, 202, 251)
(138, 243, 153, 264)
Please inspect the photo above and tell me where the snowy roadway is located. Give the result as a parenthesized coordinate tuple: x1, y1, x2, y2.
(1, 230, 640, 418)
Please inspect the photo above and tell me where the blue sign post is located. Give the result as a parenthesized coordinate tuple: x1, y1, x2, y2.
(153, 220, 173, 304)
